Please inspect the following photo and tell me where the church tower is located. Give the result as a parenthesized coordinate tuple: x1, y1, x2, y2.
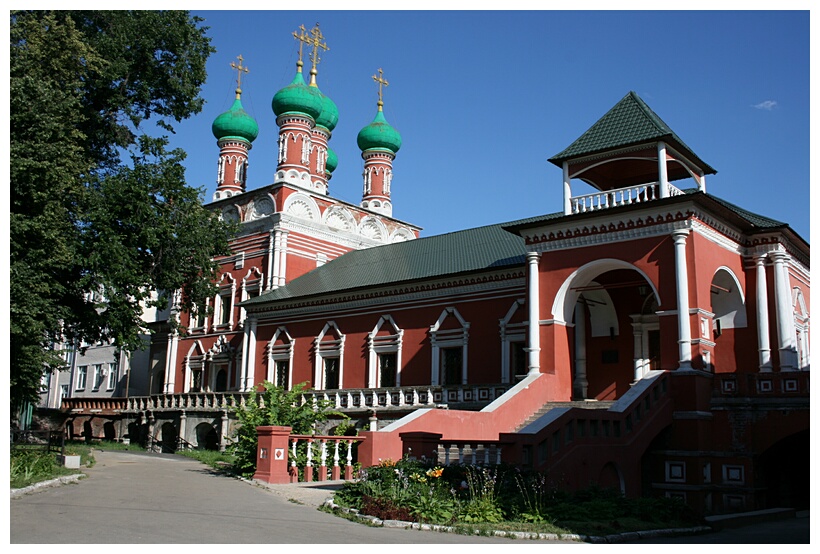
(211, 55, 259, 201)
(272, 24, 338, 193)
(358, 68, 401, 216)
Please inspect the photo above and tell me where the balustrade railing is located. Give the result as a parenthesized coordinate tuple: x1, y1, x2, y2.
(571, 182, 684, 214)
(114, 383, 512, 414)
(288, 434, 362, 482)
(437, 440, 503, 466)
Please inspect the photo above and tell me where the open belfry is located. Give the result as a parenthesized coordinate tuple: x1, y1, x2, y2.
(59, 22, 809, 516)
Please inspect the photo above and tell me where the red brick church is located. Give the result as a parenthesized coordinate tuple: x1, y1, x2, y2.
(67, 24, 809, 516)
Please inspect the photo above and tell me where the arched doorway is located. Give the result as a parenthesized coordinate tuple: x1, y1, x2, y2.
(195, 422, 219, 451)
(160, 422, 177, 453)
(562, 263, 661, 401)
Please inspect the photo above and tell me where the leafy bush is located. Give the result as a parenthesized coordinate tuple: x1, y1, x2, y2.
(228, 381, 346, 477)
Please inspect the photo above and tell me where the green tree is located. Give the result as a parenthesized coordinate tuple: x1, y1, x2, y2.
(229, 382, 347, 477)
(10, 11, 230, 411)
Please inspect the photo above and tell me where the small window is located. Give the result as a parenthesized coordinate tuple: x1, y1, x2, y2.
(76, 366, 88, 390)
(92, 364, 104, 390)
(219, 292, 232, 325)
(275, 360, 289, 389)
(440, 348, 462, 385)
(107, 362, 118, 390)
(379, 353, 397, 388)
(324, 357, 340, 389)
(191, 369, 203, 393)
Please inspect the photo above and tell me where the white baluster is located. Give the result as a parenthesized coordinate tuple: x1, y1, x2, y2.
(306, 439, 314, 467)
(291, 438, 298, 471)
(333, 440, 340, 470)
(320, 439, 328, 468)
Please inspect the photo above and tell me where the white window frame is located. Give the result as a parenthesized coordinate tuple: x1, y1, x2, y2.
(76, 365, 86, 390)
(314, 321, 345, 390)
(183, 341, 205, 393)
(499, 299, 527, 383)
(214, 274, 236, 331)
(367, 315, 403, 388)
(266, 327, 294, 390)
(107, 362, 118, 390)
(429, 307, 469, 386)
(92, 363, 104, 391)
(240, 268, 264, 325)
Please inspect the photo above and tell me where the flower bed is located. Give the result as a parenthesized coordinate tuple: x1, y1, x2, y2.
(332, 457, 703, 536)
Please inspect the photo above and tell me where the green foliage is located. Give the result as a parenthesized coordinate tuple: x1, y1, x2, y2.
(334, 462, 704, 535)
(10, 449, 76, 489)
(228, 381, 346, 477)
(10, 10, 227, 410)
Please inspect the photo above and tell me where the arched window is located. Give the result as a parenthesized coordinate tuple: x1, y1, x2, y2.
(314, 322, 345, 390)
(429, 308, 469, 386)
(267, 327, 294, 390)
(368, 316, 403, 388)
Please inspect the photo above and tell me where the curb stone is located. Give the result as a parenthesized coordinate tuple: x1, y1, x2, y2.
(322, 498, 714, 542)
(10, 473, 86, 498)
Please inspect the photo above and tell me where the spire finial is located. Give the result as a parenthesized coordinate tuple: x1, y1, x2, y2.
(372, 68, 389, 111)
(230, 54, 250, 98)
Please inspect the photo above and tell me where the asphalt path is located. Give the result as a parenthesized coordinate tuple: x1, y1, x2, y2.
(10, 450, 577, 545)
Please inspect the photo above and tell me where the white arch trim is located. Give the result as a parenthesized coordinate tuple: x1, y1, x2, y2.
(552, 259, 660, 324)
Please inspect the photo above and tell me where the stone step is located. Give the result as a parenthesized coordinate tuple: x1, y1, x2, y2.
(516, 400, 614, 431)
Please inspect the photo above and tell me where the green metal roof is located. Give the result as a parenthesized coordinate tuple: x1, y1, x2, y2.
(242, 221, 531, 307)
(242, 192, 798, 310)
(548, 91, 716, 175)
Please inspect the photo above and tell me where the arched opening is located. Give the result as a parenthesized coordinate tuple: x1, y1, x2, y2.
(710, 267, 747, 372)
(214, 368, 228, 392)
(160, 423, 177, 453)
(195, 422, 219, 451)
(757, 430, 809, 510)
(564, 264, 660, 401)
(598, 462, 625, 494)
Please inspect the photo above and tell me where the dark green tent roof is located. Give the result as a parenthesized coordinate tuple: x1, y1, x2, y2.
(548, 91, 716, 176)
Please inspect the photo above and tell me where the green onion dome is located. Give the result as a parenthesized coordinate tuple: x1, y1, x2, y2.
(357, 103, 402, 154)
(315, 91, 339, 132)
(325, 147, 338, 175)
(272, 62, 323, 121)
(212, 95, 259, 143)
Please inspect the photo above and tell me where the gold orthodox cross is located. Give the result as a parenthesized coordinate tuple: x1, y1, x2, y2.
(306, 23, 329, 72)
(230, 54, 249, 92)
(372, 68, 389, 104)
(292, 24, 309, 63)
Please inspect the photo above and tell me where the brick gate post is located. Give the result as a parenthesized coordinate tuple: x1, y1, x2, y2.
(253, 426, 292, 484)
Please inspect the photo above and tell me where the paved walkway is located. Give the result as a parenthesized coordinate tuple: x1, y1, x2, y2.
(9, 449, 575, 544)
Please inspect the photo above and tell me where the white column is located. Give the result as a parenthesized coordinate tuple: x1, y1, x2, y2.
(771, 252, 797, 371)
(563, 162, 572, 215)
(526, 252, 541, 375)
(165, 333, 178, 393)
(672, 230, 692, 369)
(278, 231, 289, 287)
(244, 317, 258, 389)
(630, 315, 643, 381)
(658, 142, 669, 198)
(754, 255, 772, 372)
(573, 302, 588, 399)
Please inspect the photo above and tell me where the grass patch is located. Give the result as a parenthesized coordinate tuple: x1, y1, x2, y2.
(175, 448, 236, 473)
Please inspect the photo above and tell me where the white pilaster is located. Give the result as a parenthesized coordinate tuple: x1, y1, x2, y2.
(526, 252, 541, 375)
(672, 230, 692, 369)
(265, 230, 275, 291)
(244, 317, 258, 389)
(278, 231, 289, 287)
(771, 252, 797, 371)
(563, 162, 572, 215)
(165, 333, 178, 393)
(658, 141, 669, 198)
(754, 255, 772, 372)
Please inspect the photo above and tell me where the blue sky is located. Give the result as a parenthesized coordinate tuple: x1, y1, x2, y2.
(169, 9, 811, 242)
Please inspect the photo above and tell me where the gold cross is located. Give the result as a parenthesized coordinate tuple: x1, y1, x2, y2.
(306, 23, 329, 72)
(292, 24, 309, 64)
(372, 68, 389, 104)
(230, 55, 250, 92)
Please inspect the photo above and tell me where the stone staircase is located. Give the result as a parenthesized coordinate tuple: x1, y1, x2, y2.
(515, 400, 614, 432)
